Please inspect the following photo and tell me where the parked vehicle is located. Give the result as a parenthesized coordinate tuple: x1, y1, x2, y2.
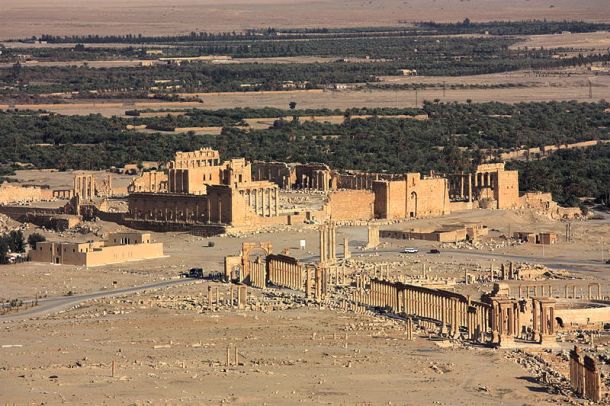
(429, 249, 440, 254)
(403, 247, 419, 254)
(181, 267, 204, 278)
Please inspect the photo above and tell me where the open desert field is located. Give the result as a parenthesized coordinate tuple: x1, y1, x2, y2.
(0, 289, 562, 405)
(2, 204, 609, 404)
(1, 0, 610, 40)
(512, 31, 610, 51)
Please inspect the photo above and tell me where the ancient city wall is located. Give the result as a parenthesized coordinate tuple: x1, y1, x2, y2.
(555, 304, 610, 325)
(0, 184, 50, 204)
(325, 190, 374, 221)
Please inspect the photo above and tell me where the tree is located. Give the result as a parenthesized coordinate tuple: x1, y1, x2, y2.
(289, 101, 298, 123)
(7, 230, 25, 253)
(0, 239, 8, 264)
(27, 232, 46, 249)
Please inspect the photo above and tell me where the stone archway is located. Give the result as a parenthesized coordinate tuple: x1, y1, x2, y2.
(241, 242, 272, 283)
(409, 192, 418, 218)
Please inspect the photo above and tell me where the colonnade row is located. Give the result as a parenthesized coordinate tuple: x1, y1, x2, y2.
(240, 187, 279, 217)
(297, 170, 332, 191)
(362, 279, 492, 341)
(249, 261, 267, 289)
(570, 346, 602, 402)
(74, 174, 95, 200)
(319, 222, 337, 264)
(241, 254, 330, 302)
(448, 172, 497, 202)
(513, 283, 603, 300)
(489, 296, 557, 345)
(267, 255, 303, 291)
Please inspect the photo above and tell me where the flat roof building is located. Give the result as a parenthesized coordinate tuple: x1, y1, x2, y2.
(29, 232, 164, 267)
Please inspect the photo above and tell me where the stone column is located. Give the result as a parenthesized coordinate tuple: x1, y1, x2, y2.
(305, 266, 313, 299)
(315, 266, 322, 301)
(319, 225, 327, 263)
(344, 238, 350, 259)
(329, 224, 336, 261)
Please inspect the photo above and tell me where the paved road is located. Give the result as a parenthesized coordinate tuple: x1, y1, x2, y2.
(0, 278, 192, 322)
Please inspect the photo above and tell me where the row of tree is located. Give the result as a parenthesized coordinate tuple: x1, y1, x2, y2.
(30, 20, 610, 43)
(0, 101, 607, 204)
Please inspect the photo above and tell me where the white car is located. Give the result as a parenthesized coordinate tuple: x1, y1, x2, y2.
(403, 247, 419, 254)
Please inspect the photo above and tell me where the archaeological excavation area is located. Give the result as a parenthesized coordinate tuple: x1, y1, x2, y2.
(0, 147, 609, 404)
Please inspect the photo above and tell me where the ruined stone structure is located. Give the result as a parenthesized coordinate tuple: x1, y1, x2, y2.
(167, 149, 254, 195)
(49, 173, 115, 201)
(355, 279, 557, 347)
(294, 163, 334, 191)
(0, 183, 53, 204)
(252, 161, 292, 189)
(128, 170, 168, 193)
(447, 163, 520, 210)
(336, 171, 402, 190)
(513, 231, 558, 245)
(127, 149, 281, 230)
(570, 346, 602, 402)
(319, 222, 337, 264)
(224, 241, 273, 285)
(343, 237, 350, 259)
(531, 297, 556, 343)
(366, 224, 380, 249)
(125, 149, 571, 233)
(380, 223, 488, 243)
(364, 278, 491, 340)
(324, 190, 374, 221)
(224, 242, 330, 302)
(373, 173, 450, 219)
(521, 192, 583, 219)
(267, 254, 303, 290)
(73, 173, 96, 200)
(29, 232, 163, 267)
(252, 162, 406, 191)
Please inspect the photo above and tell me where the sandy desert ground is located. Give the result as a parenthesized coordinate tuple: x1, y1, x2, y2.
(1, 0, 610, 40)
(1, 204, 608, 404)
(0, 290, 563, 405)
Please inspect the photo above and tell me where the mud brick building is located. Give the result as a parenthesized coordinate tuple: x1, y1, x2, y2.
(29, 232, 163, 267)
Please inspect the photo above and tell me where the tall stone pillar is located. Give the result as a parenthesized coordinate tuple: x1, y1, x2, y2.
(366, 224, 380, 249)
(319, 225, 327, 263)
(329, 223, 336, 261)
(315, 266, 323, 301)
(305, 266, 313, 299)
(460, 175, 465, 199)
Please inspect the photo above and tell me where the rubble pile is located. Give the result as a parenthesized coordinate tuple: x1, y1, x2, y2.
(72, 222, 103, 236)
(513, 263, 573, 280)
(0, 214, 24, 234)
(441, 238, 522, 251)
(506, 350, 573, 397)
